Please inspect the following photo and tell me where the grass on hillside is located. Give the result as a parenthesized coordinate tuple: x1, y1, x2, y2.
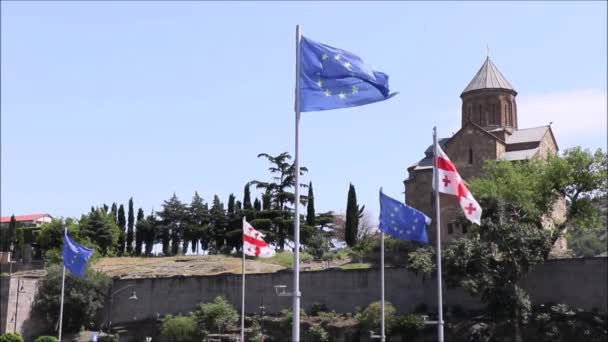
(264, 251, 314, 268)
(339, 262, 372, 270)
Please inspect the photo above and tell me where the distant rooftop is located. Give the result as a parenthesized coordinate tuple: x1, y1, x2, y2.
(0, 213, 52, 224)
(462, 57, 515, 94)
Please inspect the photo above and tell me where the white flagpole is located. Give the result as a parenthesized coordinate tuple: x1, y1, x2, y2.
(58, 227, 67, 341)
(241, 217, 246, 342)
(292, 24, 302, 342)
(380, 232, 385, 342)
(433, 126, 445, 342)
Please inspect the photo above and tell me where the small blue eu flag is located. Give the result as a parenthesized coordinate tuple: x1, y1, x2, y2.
(62, 231, 94, 278)
(299, 36, 396, 112)
(379, 190, 430, 244)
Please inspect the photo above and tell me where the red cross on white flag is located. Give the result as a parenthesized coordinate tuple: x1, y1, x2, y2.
(433, 145, 482, 225)
(243, 218, 275, 258)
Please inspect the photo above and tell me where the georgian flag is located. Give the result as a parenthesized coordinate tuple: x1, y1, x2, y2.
(243, 218, 275, 258)
(433, 145, 482, 225)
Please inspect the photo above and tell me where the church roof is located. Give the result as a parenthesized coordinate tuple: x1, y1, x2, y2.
(504, 126, 550, 144)
(462, 57, 515, 94)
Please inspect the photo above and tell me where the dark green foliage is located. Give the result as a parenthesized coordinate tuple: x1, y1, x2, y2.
(158, 194, 187, 256)
(189, 192, 210, 254)
(79, 210, 121, 256)
(345, 183, 359, 247)
(356, 301, 396, 335)
(33, 264, 110, 334)
(117, 205, 126, 256)
(243, 183, 253, 210)
(126, 198, 134, 255)
(110, 203, 118, 224)
(306, 182, 316, 226)
(194, 296, 238, 336)
(137, 212, 158, 256)
(0, 333, 23, 342)
(37, 219, 77, 253)
(134, 208, 145, 256)
(33, 336, 57, 342)
(307, 324, 329, 342)
(209, 195, 227, 253)
(253, 198, 261, 211)
(160, 315, 196, 342)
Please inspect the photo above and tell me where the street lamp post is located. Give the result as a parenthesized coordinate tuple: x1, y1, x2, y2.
(106, 284, 138, 333)
(259, 296, 266, 342)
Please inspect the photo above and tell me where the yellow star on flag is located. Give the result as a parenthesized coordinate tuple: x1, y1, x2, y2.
(321, 54, 329, 60)
(334, 54, 341, 61)
(343, 61, 352, 70)
(324, 89, 331, 97)
(351, 85, 359, 94)
(338, 91, 346, 99)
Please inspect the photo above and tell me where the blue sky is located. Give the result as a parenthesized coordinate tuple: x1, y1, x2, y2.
(2, 1, 606, 221)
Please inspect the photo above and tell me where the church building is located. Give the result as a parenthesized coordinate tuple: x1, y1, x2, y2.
(404, 57, 565, 250)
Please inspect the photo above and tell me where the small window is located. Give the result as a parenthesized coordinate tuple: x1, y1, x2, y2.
(447, 223, 454, 234)
(462, 224, 468, 234)
(468, 148, 473, 165)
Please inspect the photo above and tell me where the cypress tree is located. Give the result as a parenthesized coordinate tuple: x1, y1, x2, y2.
(135, 208, 145, 256)
(110, 203, 118, 224)
(253, 198, 262, 211)
(8, 215, 17, 252)
(227, 194, 236, 215)
(262, 190, 272, 210)
(126, 198, 135, 254)
(243, 184, 252, 210)
(345, 183, 359, 247)
(306, 182, 316, 226)
(117, 204, 126, 255)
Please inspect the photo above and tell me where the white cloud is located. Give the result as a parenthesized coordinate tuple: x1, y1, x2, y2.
(518, 89, 607, 151)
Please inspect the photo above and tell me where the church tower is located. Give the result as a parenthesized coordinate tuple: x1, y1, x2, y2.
(460, 58, 518, 130)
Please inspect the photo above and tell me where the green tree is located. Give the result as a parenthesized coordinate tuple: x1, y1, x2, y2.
(116, 204, 126, 256)
(33, 264, 110, 334)
(443, 200, 551, 342)
(110, 203, 118, 224)
(160, 315, 196, 342)
(194, 296, 238, 337)
(356, 301, 396, 335)
(8, 215, 17, 252)
(253, 198, 262, 211)
(345, 183, 364, 247)
(126, 198, 134, 255)
(37, 218, 79, 254)
(189, 192, 210, 254)
(79, 210, 121, 256)
(138, 212, 158, 256)
(134, 208, 145, 256)
(158, 194, 187, 256)
(209, 195, 227, 253)
(306, 182, 316, 226)
(243, 183, 253, 210)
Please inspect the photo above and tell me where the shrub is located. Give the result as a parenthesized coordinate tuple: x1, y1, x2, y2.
(33, 265, 110, 333)
(194, 296, 238, 335)
(307, 324, 329, 342)
(393, 314, 425, 339)
(309, 302, 329, 316)
(33, 337, 57, 342)
(160, 315, 196, 342)
(356, 301, 396, 334)
(0, 333, 23, 342)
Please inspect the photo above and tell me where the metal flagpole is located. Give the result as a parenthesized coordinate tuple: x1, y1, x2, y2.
(380, 232, 385, 342)
(241, 217, 246, 342)
(292, 24, 302, 342)
(433, 126, 445, 342)
(58, 227, 67, 341)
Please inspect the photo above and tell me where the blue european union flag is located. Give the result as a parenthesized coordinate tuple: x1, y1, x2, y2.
(379, 191, 430, 244)
(62, 231, 94, 278)
(299, 36, 396, 112)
